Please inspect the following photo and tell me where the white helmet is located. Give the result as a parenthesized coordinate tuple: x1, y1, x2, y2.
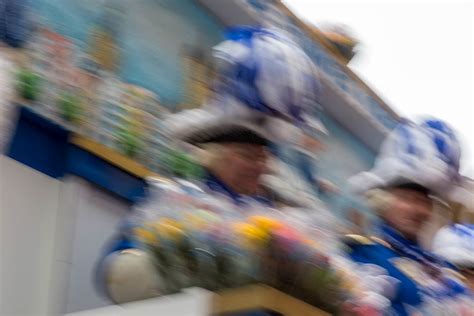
(349, 118, 461, 198)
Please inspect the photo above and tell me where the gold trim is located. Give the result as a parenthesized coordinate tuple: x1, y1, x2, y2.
(370, 236, 393, 249)
(70, 134, 164, 180)
(211, 284, 329, 316)
(442, 268, 468, 282)
(345, 234, 373, 245)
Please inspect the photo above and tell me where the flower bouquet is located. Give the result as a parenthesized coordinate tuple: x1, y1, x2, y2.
(115, 178, 368, 313)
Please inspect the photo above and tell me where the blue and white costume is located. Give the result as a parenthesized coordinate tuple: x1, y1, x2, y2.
(346, 119, 472, 315)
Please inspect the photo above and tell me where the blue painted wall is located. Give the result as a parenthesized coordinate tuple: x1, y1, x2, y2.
(318, 112, 375, 187)
(29, 0, 224, 107)
(275, 111, 375, 215)
(318, 113, 376, 223)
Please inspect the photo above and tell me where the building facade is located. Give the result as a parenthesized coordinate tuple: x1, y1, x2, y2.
(0, 0, 406, 314)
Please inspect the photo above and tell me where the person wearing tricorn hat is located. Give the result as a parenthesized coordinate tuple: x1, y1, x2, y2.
(346, 118, 472, 315)
(96, 26, 325, 304)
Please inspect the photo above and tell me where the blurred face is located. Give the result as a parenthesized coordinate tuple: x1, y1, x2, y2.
(217, 143, 268, 195)
(383, 188, 433, 241)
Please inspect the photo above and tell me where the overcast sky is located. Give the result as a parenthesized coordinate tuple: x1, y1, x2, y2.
(285, 0, 474, 178)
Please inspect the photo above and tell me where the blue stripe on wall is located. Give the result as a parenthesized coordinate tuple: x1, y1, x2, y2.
(7, 106, 70, 178)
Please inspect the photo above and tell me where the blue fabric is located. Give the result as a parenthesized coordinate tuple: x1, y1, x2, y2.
(295, 151, 319, 194)
(396, 123, 417, 157)
(217, 26, 317, 128)
(348, 242, 421, 315)
(107, 238, 138, 254)
(392, 119, 460, 177)
(348, 223, 469, 315)
(453, 224, 474, 238)
(421, 119, 459, 171)
(422, 119, 455, 139)
(204, 171, 273, 206)
(220, 27, 272, 115)
(379, 223, 453, 270)
(7, 106, 70, 178)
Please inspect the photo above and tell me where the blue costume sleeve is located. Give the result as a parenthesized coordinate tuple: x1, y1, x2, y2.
(344, 237, 424, 316)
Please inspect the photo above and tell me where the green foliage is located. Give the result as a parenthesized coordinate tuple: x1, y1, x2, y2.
(57, 92, 83, 123)
(116, 126, 144, 158)
(160, 148, 203, 179)
(16, 68, 42, 101)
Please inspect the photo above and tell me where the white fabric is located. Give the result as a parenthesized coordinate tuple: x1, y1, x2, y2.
(432, 225, 474, 267)
(261, 157, 318, 208)
(212, 28, 323, 134)
(164, 101, 302, 146)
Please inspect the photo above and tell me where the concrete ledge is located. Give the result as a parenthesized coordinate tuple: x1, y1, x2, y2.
(66, 286, 329, 316)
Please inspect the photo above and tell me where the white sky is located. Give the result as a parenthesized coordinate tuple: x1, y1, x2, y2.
(285, 0, 474, 178)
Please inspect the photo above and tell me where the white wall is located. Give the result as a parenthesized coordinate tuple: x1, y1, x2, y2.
(0, 156, 131, 315)
(63, 178, 130, 313)
(1, 156, 61, 315)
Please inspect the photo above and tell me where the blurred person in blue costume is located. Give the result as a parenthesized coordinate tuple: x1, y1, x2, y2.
(96, 26, 327, 304)
(346, 118, 473, 315)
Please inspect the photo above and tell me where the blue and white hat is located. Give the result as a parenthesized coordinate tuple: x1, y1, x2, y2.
(165, 27, 324, 146)
(349, 118, 461, 198)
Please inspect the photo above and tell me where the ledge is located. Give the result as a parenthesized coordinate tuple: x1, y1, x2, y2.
(70, 135, 156, 180)
(212, 284, 330, 316)
(7, 105, 165, 203)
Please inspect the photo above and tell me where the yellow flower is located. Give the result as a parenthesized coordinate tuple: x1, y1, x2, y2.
(233, 222, 268, 246)
(160, 218, 184, 230)
(248, 215, 282, 233)
(133, 227, 158, 245)
(153, 219, 185, 242)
